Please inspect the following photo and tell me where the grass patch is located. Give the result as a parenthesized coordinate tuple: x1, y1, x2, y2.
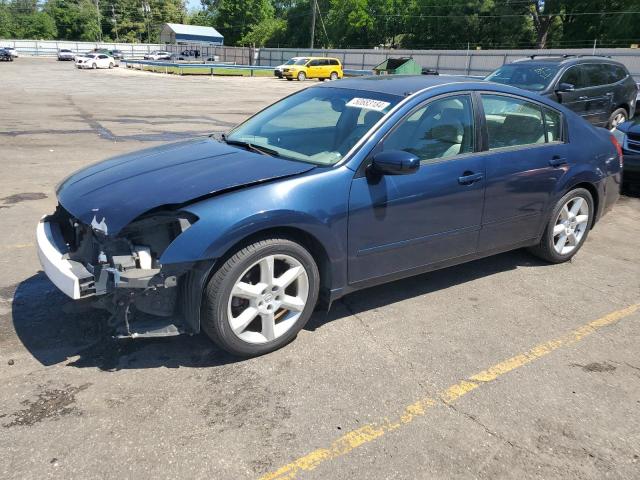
(134, 65, 274, 77)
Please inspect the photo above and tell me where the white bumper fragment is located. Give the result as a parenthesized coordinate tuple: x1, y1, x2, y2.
(36, 218, 86, 299)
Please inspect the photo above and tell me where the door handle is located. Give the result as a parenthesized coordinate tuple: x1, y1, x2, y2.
(605, 92, 614, 96)
(549, 156, 568, 167)
(458, 172, 484, 185)
(578, 96, 588, 100)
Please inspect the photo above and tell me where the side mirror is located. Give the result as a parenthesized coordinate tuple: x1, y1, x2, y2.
(556, 82, 575, 92)
(370, 150, 420, 176)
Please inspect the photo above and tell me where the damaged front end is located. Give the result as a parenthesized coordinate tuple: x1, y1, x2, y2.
(37, 205, 213, 338)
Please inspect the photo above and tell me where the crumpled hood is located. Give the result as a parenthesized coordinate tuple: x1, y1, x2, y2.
(56, 137, 315, 235)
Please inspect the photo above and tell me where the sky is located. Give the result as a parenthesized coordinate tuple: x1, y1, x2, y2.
(186, 0, 202, 11)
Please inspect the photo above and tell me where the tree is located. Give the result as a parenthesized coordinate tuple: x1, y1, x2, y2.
(240, 17, 286, 46)
(211, 0, 275, 45)
(45, 0, 100, 42)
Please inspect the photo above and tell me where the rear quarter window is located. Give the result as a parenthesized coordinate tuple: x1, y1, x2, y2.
(543, 108, 563, 142)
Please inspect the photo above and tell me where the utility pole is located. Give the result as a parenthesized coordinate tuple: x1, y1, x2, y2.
(96, 0, 103, 42)
(142, 2, 152, 44)
(310, 0, 316, 49)
(111, 4, 119, 43)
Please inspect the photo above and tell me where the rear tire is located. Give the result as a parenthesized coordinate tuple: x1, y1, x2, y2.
(330, 71, 339, 80)
(529, 188, 594, 263)
(608, 108, 628, 130)
(92, 63, 97, 69)
(201, 237, 320, 357)
(109, 62, 114, 69)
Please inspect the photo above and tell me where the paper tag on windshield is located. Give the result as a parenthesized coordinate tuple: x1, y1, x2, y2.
(346, 97, 390, 112)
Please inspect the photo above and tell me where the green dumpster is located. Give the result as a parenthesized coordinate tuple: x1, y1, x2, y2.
(373, 57, 422, 75)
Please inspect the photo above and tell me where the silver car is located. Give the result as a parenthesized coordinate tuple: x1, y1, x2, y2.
(57, 49, 75, 61)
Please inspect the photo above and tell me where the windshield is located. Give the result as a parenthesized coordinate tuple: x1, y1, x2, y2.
(486, 64, 561, 91)
(226, 87, 401, 165)
(293, 58, 309, 66)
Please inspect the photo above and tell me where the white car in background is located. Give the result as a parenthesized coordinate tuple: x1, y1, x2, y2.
(57, 49, 75, 61)
(274, 57, 304, 78)
(143, 50, 172, 61)
(75, 53, 115, 69)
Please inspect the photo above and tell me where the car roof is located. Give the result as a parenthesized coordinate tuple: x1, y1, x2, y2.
(509, 55, 623, 67)
(318, 75, 483, 96)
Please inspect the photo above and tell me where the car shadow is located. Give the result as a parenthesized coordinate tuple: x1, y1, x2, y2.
(11, 250, 548, 371)
(304, 249, 550, 331)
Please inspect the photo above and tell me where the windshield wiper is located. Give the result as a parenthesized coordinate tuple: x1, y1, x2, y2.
(224, 138, 279, 157)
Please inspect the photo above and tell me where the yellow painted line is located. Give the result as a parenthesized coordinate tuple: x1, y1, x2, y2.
(260, 303, 640, 480)
(0, 243, 34, 250)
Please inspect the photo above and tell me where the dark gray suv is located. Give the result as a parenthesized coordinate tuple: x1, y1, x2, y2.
(487, 56, 638, 129)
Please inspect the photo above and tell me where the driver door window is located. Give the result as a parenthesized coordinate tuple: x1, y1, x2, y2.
(382, 95, 475, 163)
(559, 66, 584, 89)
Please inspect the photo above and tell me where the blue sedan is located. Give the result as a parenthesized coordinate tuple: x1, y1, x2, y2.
(37, 76, 622, 356)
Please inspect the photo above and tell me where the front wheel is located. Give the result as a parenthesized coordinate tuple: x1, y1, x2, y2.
(529, 188, 594, 263)
(297, 71, 306, 81)
(202, 238, 320, 357)
(92, 63, 97, 69)
(109, 62, 114, 69)
(608, 108, 628, 130)
(330, 71, 339, 81)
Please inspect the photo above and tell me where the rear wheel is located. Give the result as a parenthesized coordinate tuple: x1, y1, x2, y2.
(202, 238, 320, 357)
(109, 62, 114, 69)
(330, 71, 339, 81)
(92, 63, 97, 69)
(529, 188, 593, 263)
(608, 108, 628, 130)
(297, 71, 306, 81)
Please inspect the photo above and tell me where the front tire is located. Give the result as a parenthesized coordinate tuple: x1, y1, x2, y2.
(202, 238, 320, 357)
(297, 71, 306, 81)
(608, 108, 628, 130)
(92, 63, 97, 69)
(529, 188, 594, 263)
(109, 62, 114, 69)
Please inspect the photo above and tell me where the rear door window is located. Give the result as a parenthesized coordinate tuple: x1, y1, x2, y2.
(481, 94, 546, 149)
(582, 64, 609, 87)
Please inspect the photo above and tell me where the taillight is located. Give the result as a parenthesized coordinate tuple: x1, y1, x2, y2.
(609, 134, 624, 167)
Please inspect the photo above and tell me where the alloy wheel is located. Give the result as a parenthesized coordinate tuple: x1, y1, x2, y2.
(227, 254, 309, 344)
(610, 112, 627, 130)
(552, 196, 590, 255)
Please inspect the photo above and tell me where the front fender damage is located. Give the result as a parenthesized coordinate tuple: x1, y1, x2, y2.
(47, 204, 215, 338)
